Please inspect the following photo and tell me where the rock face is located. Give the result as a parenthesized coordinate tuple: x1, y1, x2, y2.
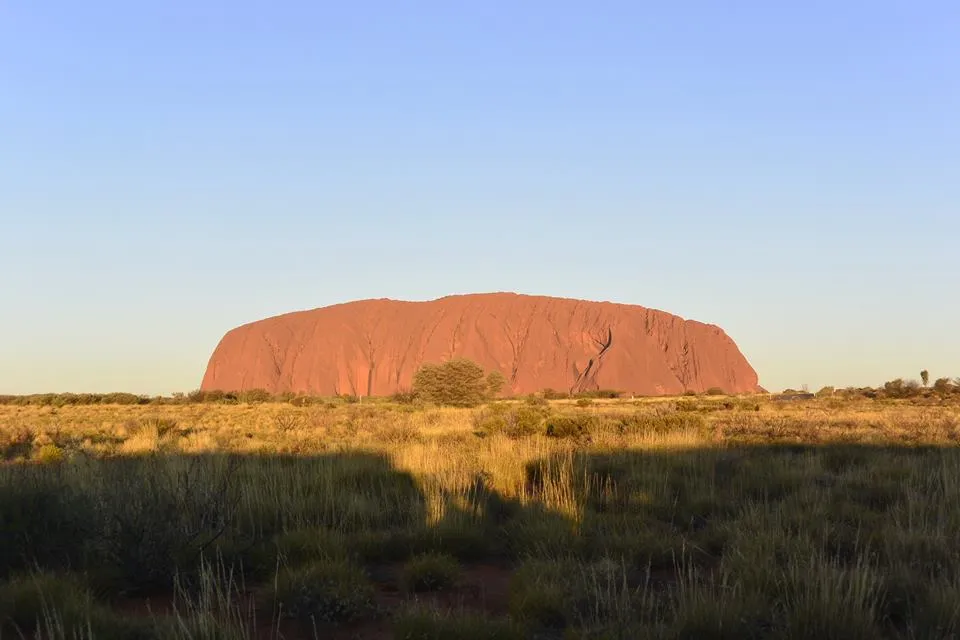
(201, 293, 762, 396)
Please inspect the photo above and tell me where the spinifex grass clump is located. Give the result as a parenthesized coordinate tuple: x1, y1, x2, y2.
(263, 557, 377, 625)
(400, 552, 462, 593)
(0, 573, 100, 635)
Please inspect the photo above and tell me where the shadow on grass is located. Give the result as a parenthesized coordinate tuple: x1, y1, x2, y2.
(2, 444, 960, 638)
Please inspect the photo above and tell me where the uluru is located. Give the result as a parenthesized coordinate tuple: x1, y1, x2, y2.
(201, 293, 762, 397)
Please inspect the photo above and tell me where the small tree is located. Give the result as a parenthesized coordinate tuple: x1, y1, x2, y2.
(921, 370, 930, 387)
(486, 370, 508, 398)
(884, 379, 906, 398)
(933, 378, 953, 395)
(884, 378, 922, 399)
(413, 359, 489, 407)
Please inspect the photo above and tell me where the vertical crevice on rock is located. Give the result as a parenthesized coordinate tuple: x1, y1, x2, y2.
(570, 327, 613, 394)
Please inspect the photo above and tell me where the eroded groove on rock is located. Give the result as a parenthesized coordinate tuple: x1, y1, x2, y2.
(570, 327, 614, 394)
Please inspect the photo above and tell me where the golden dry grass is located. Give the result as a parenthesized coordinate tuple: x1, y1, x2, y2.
(3, 394, 958, 462)
(3, 394, 960, 638)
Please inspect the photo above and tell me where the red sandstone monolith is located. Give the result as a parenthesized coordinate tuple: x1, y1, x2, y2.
(201, 293, 762, 396)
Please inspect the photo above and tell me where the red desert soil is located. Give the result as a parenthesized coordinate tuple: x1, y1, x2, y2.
(201, 292, 761, 397)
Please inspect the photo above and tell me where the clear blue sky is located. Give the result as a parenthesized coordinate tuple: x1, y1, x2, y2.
(2, 1, 957, 395)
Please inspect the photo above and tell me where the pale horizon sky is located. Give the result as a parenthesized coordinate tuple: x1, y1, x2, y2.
(2, 1, 958, 395)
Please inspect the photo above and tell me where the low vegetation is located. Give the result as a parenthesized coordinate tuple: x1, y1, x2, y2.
(411, 359, 503, 407)
(2, 369, 960, 637)
(2, 372, 957, 411)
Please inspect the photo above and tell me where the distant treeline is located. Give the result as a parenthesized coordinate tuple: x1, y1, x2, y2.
(786, 376, 959, 400)
(2, 376, 956, 407)
(0, 390, 276, 407)
(0, 387, 634, 408)
(0, 389, 352, 408)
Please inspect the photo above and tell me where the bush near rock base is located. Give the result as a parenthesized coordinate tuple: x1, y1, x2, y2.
(413, 359, 503, 408)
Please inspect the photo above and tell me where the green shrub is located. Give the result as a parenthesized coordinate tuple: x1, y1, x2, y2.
(413, 359, 491, 407)
(239, 388, 273, 403)
(0, 573, 143, 637)
(544, 415, 593, 440)
(391, 389, 421, 404)
(573, 389, 623, 399)
(576, 398, 594, 407)
(0, 573, 92, 633)
(486, 371, 508, 398)
(400, 553, 461, 592)
(202, 389, 225, 403)
(933, 378, 955, 395)
(705, 387, 726, 396)
(289, 394, 323, 407)
(508, 561, 570, 629)
(473, 405, 550, 439)
(34, 444, 65, 464)
(264, 558, 376, 624)
(883, 378, 922, 399)
(0, 426, 33, 461)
